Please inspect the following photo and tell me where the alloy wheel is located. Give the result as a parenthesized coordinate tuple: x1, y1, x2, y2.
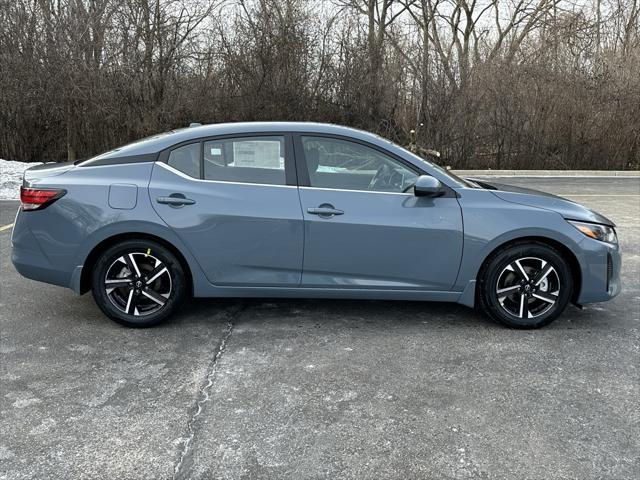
(104, 252, 172, 316)
(495, 256, 560, 319)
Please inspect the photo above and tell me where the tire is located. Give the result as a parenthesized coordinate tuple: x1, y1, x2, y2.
(478, 242, 573, 329)
(91, 239, 187, 327)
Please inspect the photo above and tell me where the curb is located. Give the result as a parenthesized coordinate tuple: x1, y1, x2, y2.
(452, 170, 639, 177)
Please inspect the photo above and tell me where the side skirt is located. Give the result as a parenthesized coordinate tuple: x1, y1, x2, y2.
(192, 284, 465, 303)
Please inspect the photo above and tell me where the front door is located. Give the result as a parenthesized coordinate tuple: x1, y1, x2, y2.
(296, 135, 463, 290)
(149, 134, 304, 286)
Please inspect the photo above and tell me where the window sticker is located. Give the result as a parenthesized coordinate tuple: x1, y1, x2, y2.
(233, 141, 281, 168)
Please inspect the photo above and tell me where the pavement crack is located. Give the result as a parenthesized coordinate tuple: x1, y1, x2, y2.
(172, 304, 245, 480)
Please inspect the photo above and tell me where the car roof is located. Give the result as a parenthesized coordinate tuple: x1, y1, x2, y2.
(88, 122, 396, 160)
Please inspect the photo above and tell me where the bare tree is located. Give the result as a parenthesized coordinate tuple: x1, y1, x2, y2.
(0, 0, 637, 170)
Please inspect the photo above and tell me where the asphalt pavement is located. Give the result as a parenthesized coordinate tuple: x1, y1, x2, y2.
(1, 177, 639, 479)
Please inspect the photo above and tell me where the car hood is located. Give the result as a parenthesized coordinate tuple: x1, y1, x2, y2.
(469, 179, 615, 227)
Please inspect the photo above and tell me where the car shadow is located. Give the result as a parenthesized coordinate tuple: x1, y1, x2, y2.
(171, 297, 501, 331)
(168, 295, 614, 333)
(65, 287, 620, 333)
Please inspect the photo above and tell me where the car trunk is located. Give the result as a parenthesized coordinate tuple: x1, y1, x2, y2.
(23, 161, 76, 186)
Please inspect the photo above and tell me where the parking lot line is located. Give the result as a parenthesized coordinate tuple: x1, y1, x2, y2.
(0, 223, 14, 232)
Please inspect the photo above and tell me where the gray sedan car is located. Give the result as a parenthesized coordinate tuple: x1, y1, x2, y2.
(11, 122, 621, 328)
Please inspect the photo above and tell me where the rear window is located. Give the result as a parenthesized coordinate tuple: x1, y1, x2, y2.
(167, 143, 200, 178)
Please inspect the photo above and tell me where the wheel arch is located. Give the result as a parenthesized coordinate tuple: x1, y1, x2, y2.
(79, 232, 194, 296)
(476, 236, 582, 304)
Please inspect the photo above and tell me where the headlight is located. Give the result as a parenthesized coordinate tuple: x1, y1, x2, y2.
(568, 220, 617, 244)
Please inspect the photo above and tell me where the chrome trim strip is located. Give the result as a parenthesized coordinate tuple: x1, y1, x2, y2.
(156, 161, 296, 188)
(299, 186, 414, 196)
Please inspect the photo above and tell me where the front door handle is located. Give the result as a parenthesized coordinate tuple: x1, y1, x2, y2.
(307, 204, 344, 218)
(156, 194, 196, 207)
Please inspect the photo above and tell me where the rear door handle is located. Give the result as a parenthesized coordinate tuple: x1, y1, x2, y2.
(156, 194, 196, 207)
(307, 204, 344, 217)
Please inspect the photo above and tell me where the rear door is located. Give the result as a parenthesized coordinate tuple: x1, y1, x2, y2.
(295, 135, 463, 290)
(149, 134, 304, 286)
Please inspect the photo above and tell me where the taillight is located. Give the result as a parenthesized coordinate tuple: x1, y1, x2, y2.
(20, 187, 66, 211)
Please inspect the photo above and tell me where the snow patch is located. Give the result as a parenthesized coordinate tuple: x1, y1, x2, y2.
(0, 159, 42, 200)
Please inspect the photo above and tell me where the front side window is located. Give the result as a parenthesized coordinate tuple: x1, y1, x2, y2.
(204, 136, 286, 185)
(167, 143, 200, 178)
(301, 136, 418, 193)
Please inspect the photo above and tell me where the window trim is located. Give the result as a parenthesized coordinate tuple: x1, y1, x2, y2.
(298, 185, 416, 196)
(158, 132, 296, 186)
(155, 162, 297, 189)
(293, 133, 423, 192)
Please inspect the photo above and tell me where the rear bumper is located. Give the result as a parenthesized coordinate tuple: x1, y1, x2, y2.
(11, 244, 71, 289)
(576, 237, 621, 304)
(11, 213, 73, 290)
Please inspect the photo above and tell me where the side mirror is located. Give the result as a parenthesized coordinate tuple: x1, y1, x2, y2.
(413, 175, 445, 197)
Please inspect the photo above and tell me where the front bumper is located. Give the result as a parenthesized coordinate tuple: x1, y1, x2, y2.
(576, 236, 621, 304)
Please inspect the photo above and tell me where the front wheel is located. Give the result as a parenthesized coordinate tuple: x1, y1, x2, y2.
(91, 240, 187, 327)
(478, 242, 573, 329)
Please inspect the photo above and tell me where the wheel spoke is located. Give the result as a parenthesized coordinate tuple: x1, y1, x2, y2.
(125, 288, 138, 315)
(532, 291, 558, 304)
(497, 285, 520, 298)
(122, 255, 134, 275)
(145, 265, 168, 284)
(533, 263, 555, 286)
(512, 259, 529, 281)
(141, 287, 167, 306)
(518, 293, 528, 318)
(105, 279, 131, 289)
(125, 253, 140, 277)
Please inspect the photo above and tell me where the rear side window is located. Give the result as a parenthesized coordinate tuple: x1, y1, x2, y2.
(168, 143, 200, 178)
(204, 136, 285, 185)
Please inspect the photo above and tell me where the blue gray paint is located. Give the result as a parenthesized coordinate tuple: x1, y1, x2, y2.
(11, 122, 621, 307)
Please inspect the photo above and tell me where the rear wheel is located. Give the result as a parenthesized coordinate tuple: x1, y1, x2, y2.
(478, 242, 573, 329)
(91, 240, 186, 327)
